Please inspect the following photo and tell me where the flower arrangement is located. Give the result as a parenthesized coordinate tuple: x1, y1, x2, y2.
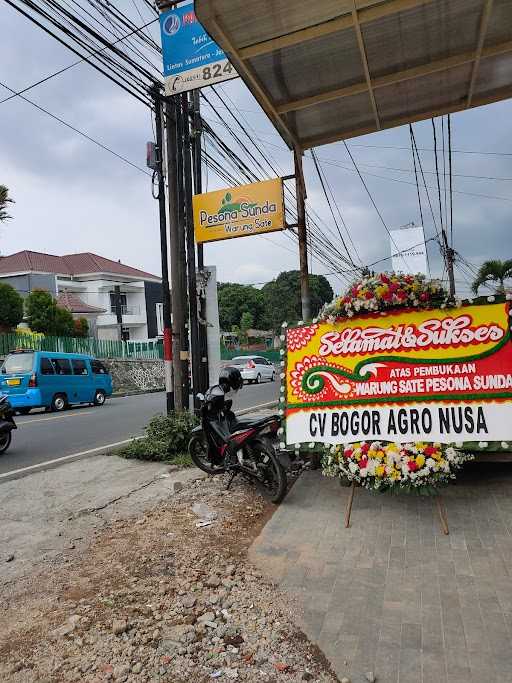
(319, 272, 448, 320)
(322, 441, 473, 495)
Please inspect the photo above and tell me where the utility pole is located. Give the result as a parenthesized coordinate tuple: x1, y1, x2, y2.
(152, 88, 174, 413)
(165, 98, 188, 410)
(182, 93, 201, 406)
(294, 149, 311, 320)
(191, 89, 209, 392)
(442, 231, 456, 298)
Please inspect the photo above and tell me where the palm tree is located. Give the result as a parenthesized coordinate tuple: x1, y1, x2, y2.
(472, 259, 512, 295)
(0, 185, 14, 222)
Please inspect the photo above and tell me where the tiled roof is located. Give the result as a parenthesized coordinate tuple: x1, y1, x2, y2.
(56, 292, 106, 314)
(0, 250, 160, 280)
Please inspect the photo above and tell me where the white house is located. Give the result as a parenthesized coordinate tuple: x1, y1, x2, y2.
(0, 250, 163, 341)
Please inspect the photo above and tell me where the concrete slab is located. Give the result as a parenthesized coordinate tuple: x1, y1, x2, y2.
(250, 465, 512, 683)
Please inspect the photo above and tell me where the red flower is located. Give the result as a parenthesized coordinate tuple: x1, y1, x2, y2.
(359, 456, 368, 469)
(380, 274, 390, 284)
(397, 290, 408, 300)
(361, 442, 370, 454)
(388, 282, 399, 293)
(365, 291, 373, 300)
(419, 292, 429, 302)
(407, 459, 418, 472)
(382, 291, 393, 302)
(424, 446, 436, 456)
(344, 449, 353, 459)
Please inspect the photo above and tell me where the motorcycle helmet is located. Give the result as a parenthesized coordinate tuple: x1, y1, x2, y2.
(219, 366, 244, 393)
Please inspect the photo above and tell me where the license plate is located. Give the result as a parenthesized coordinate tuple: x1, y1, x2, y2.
(6, 378, 21, 386)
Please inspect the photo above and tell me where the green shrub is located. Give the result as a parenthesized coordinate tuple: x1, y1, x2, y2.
(117, 411, 198, 463)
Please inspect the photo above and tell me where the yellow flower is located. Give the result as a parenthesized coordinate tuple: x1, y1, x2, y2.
(376, 449, 385, 460)
(416, 454, 425, 468)
(375, 465, 385, 477)
(391, 468, 401, 480)
(376, 285, 388, 297)
(431, 451, 441, 461)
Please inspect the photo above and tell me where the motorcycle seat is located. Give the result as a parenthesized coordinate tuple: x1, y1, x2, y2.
(232, 414, 280, 430)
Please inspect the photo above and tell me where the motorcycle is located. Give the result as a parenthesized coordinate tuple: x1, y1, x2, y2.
(188, 384, 287, 504)
(0, 395, 17, 455)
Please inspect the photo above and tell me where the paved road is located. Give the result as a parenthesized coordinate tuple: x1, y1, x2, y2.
(0, 381, 279, 476)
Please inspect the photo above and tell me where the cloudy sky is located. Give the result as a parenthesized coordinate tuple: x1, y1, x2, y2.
(1, 1, 511, 299)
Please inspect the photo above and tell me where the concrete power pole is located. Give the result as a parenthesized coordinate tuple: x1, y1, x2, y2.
(152, 89, 174, 413)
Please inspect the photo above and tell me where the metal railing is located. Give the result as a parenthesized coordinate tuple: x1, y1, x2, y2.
(109, 304, 142, 316)
(0, 332, 163, 360)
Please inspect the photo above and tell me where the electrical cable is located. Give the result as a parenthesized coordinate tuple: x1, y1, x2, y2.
(0, 78, 152, 176)
(343, 141, 412, 272)
(448, 114, 454, 248)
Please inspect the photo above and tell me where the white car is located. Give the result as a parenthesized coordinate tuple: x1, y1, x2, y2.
(229, 356, 276, 384)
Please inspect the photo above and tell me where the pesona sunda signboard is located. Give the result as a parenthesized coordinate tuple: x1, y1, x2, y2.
(285, 302, 512, 445)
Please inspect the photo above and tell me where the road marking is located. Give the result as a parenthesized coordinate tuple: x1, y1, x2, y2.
(17, 410, 96, 425)
(0, 437, 143, 482)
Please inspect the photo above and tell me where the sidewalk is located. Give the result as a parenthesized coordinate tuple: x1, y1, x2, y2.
(250, 465, 512, 683)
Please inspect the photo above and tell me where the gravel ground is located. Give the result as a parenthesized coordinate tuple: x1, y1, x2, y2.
(0, 475, 339, 683)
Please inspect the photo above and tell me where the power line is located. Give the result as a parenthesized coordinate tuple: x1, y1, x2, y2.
(343, 141, 412, 272)
(0, 15, 158, 106)
(0, 78, 152, 176)
(448, 114, 454, 248)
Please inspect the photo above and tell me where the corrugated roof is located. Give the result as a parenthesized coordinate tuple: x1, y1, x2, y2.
(56, 292, 106, 314)
(196, 0, 512, 150)
(0, 250, 160, 281)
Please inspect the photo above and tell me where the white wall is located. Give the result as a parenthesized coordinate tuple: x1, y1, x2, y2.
(204, 265, 221, 387)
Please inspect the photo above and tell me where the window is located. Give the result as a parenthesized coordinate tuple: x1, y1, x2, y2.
(51, 358, 72, 375)
(1, 352, 34, 374)
(255, 357, 266, 365)
(110, 291, 127, 314)
(40, 357, 54, 375)
(91, 360, 108, 375)
(72, 359, 88, 376)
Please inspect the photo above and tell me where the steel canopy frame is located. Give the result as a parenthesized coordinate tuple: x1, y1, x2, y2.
(195, 0, 512, 151)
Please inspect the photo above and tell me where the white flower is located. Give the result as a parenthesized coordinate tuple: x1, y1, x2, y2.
(298, 320, 304, 325)
(501, 442, 509, 449)
(279, 396, 285, 403)
(454, 441, 463, 448)
(487, 295, 495, 303)
(312, 318, 318, 324)
(467, 298, 473, 304)
(280, 372, 285, 379)
(277, 427, 284, 436)
(280, 386, 285, 393)
(279, 334, 285, 341)
(309, 442, 315, 449)
(506, 293, 512, 301)
(478, 441, 488, 449)
(280, 360, 285, 367)
(279, 442, 286, 450)
(426, 457, 437, 470)
(330, 445, 337, 454)
(279, 349, 284, 356)
(281, 321, 288, 328)
(445, 447, 457, 462)
(295, 443, 301, 449)
(360, 468, 368, 478)
(278, 409, 284, 416)
(348, 461, 358, 474)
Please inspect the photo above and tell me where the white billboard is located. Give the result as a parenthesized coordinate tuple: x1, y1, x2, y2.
(390, 226, 428, 275)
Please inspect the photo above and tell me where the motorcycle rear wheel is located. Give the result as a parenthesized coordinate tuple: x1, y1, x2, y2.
(250, 440, 287, 504)
(188, 434, 226, 475)
(0, 431, 12, 455)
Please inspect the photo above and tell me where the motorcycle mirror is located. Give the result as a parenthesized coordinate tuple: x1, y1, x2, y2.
(196, 393, 205, 401)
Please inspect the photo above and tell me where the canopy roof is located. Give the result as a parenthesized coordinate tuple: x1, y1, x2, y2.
(195, 0, 512, 150)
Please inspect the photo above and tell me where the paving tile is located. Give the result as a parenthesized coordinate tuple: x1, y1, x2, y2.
(250, 470, 512, 683)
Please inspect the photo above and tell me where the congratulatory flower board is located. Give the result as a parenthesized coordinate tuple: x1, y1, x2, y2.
(285, 302, 512, 445)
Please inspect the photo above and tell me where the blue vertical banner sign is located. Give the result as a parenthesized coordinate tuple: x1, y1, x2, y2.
(159, 1, 237, 95)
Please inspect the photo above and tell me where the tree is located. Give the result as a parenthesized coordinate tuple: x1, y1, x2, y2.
(73, 317, 89, 338)
(0, 283, 24, 331)
(240, 311, 254, 344)
(261, 271, 334, 331)
(217, 282, 265, 331)
(25, 289, 74, 336)
(0, 185, 14, 222)
(472, 259, 512, 295)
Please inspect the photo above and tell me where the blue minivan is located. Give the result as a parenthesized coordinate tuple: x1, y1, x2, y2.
(0, 350, 113, 414)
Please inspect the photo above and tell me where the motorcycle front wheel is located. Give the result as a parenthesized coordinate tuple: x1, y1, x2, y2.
(0, 431, 12, 455)
(250, 440, 287, 504)
(188, 433, 226, 475)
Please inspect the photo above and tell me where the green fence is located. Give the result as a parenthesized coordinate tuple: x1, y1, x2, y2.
(220, 348, 280, 363)
(0, 333, 163, 360)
